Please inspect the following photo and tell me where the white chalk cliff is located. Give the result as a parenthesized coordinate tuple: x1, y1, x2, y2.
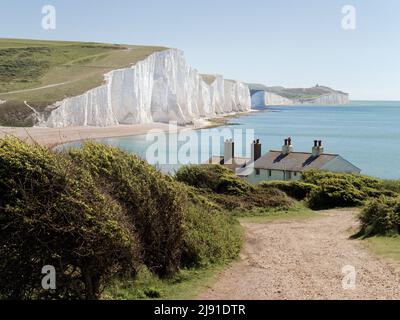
(39, 49, 251, 128)
(251, 90, 349, 107)
(265, 92, 294, 105)
(251, 91, 293, 107)
(302, 93, 349, 105)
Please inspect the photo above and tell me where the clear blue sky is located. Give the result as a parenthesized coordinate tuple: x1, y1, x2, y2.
(1, 0, 399, 100)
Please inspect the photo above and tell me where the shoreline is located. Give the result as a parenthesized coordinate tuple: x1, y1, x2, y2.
(0, 123, 187, 148)
(0, 110, 254, 148)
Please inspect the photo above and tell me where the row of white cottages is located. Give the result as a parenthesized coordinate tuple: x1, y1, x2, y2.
(205, 138, 361, 183)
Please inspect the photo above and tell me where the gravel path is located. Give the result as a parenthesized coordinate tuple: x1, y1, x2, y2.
(199, 209, 400, 300)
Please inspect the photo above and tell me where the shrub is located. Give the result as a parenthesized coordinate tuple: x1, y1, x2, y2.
(176, 165, 293, 211)
(301, 170, 381, 190)
(0, 139, 246, 299)
(244, 188, 294, 209)
(301, 169, 399, 209)
(301, 170, 399, 197)
(363, 187, 397, 198)
(180, 190, 243, 267)
(201, 187, 292, 211)
(0, 138, 139, 300)
(377, 180, 400, 194)
(306, 178, 365, 210)
(175, 165, 253, 195)
(69, 142, 186, 277)
(359, 196, 400, 237)
(260, 181, 317, 200)
(144, 287, 162, 298)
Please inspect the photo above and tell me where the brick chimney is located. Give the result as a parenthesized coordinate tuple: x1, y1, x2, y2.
(282, 137, 293, 155)
(224, 139, 234, 164)
(251, 139, 262, 162)
(312, 140, 324, 157)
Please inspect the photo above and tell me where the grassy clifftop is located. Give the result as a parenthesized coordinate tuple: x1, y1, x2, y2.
(0, 38, 166, 126)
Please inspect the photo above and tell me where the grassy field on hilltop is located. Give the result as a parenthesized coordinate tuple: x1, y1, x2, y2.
(0, 38, 166, 126)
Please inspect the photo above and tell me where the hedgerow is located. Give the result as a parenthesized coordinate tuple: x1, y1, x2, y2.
(260, 181, 317, 200)
(175, 165, 293, 211)
(0, 140, 259, 300)
(300, 170, 398, 210)
(175, 164, 253, 195)
(0, 138, 139, 299)
(69, 142, 186, 278)
(306, 178, 365, 209)
(181, 190, 243, 267)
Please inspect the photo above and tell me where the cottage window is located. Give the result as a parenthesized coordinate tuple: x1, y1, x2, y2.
(256, 169, 260, 176)
(268, 170, 272, 177)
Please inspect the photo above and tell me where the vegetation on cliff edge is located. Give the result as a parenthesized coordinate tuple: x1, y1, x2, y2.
(0, 139, 243, 300)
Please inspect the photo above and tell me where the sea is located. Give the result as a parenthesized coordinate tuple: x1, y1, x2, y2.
(59, 101, 400, 179)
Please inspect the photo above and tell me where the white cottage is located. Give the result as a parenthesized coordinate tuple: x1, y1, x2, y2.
(205, 138, 361, 183)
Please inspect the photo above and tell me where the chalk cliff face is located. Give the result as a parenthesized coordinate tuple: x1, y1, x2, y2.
(251, 91, 294, 107)
(299, 93, 349, 105)
(249, 84, 350, 107)
(40, 49, 251, 128)
(265, 92, 294, 105)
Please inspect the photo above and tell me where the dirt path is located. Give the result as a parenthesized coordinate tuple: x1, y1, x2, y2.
(199, 209, 400, 300)
(0, 81, 76, 96)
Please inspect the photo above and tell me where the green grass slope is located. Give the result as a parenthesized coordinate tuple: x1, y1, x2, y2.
(0, 38, 166, 126)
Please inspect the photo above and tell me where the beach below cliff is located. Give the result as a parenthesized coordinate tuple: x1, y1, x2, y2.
(0, 117, 231, 148)
(0, 109, 256, 148)
(0, 123, 181, 148)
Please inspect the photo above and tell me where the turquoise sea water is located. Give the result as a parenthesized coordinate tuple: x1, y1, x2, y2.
(61, 101, 400, 179)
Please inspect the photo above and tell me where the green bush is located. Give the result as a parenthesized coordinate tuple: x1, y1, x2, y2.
(301, 170, 399, 209)
(176, 165, 293, 211)
(175, 165, 253, 195)
(202, 187, 292, 211)
(363, 187, 397, 198)
(69, 142, 186, 278)
(359, 196, 400, 237)
(377, 180, 400, 194)
(0, 140, 246, 299)
(306, 178, 365, 210)
(301, 170, 399, 198)
(260, 181, 317, 200)
(180, 190, 243, 267)
(301, 170, 381, 189)
(0, 138, 139, 300)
